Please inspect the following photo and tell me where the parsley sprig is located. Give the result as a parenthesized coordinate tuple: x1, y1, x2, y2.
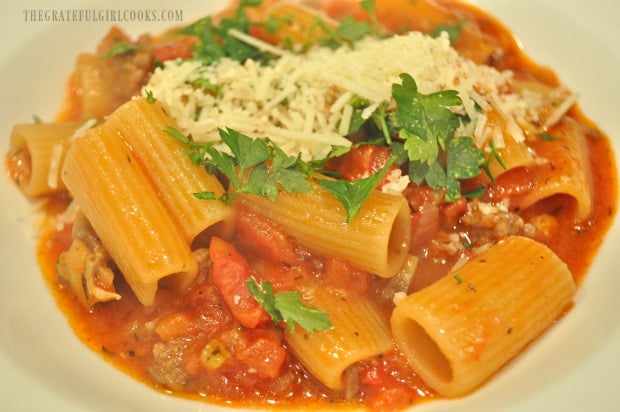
(430, 20, 469, 44)
(166, 126, 398, 223)
(166, 127, 312, 204)
(99, 40, 142, 59)
(389, 73, 485, 201)
(315, 0, 383, 49)
(246, 277, 332, 333)
(316, 156, 394, 222)
(180, 0, 273, 65)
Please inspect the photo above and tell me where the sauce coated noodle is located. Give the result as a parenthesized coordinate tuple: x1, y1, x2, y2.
(7, 0, 617, 411)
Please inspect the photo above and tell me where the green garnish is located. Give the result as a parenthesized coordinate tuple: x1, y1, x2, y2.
(316, 157, 394, 223)
(99, 41, 141, 58)
(318, 16, 374, 48)
(180, 0, 272, 65)
(540, 133, 559, 141)
(315, 0, 381, 49)
(445, 135, 485, 201)
(167, 125, 397, 222)
(189, 78, 221, 95)
(246, 277, 333, 333)
(166, 126, 312, 204)
(430, 20, 469, 44)
(169, 73, 491, 217)
(480, 137, 506, 184)
(390, 73, 485, 201)
(144, 89, 157, 104)
(261, 13, 288, 35)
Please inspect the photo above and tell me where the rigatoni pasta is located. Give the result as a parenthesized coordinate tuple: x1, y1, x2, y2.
(391, 236, 576, 397)
(510, 117, 593, 219)
(236, 184, 411, 278)
(479, 108, 535, 177)
(104, 97, 232, 243)
(285, 287, 393, 390)
(61, 124, 197, 306)
(5, 0, 617, 411)
(8, 122, 84, 196)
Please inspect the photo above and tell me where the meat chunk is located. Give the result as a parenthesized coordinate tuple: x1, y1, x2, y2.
(56, 212, 120, 307)
(460, 199, 536, 245)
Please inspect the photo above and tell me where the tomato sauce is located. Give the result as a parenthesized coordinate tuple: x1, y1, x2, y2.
(32, 0, 617, 411)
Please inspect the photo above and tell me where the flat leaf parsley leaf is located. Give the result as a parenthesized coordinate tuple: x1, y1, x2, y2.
(167, 126, 312, 204)
(169, 125, 395, 222)
(316, 156, 394, 223)
(246, 277, 333, 333)
(180, 0, 271, 65)
(430, 20, 469, 44)
(315, 0, 381, 49)
(99, 41, 141, 58)
(390, 73, 484, 201)
(446, 136, 484, 200)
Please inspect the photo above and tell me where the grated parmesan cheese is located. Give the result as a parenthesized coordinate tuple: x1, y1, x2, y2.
(145, 30, 575, 160)
(381, 169, 410, 195)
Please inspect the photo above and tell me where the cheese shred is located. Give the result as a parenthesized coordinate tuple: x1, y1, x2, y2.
(145, 30, 575, 160)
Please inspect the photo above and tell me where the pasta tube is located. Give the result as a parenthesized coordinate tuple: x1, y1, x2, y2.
(480, 108, 535, 177)
(391, 236, 576, 397)
(511, 117, 593, 220)
(285, 287, 393, 390)
(8, 122, 83, 196)
(236, 184, 411, 278)
(62, 125, 197, 306)
(104, 97, 232, 243)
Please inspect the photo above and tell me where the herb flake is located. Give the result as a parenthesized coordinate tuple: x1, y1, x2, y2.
(246, 277, 332, 333)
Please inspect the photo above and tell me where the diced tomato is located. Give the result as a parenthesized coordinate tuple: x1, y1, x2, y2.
(326, 144, 393, 182)
(359, 360, 417, 411)
(154, 312, 194, 342)
(404, 184, 443, 211)
(442, 196, 467, 221)
(96, 27, 131, 55)
(253, 260, 311, 293)
(151, 35, 197, 63)
(235, 337, 287, 379)
(321, 257, 369, 295)
(209, 237, 269, 328)
(235, 205, 298, 266)
(409, 203, 440, 253)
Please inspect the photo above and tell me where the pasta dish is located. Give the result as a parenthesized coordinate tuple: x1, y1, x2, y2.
(5, 0, 618, 410)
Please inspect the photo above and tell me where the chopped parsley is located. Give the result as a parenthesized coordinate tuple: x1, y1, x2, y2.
(168, 73, 492, 219)
(144, 89, 157, 104)
(246, 277, 332, 333)
(316, 157, 394, 223)
(180, 0, 273, 65)
(99, 41, 141, 58)
(167, 126, 400, 223)
(540, 133, 560, 141)
(315, 0, 382, 49)
(390, 73, 485, 201)
(430, 20, 468, 44)
(317, 16, 375, 49)
(164, 2, 495, 218)
(480, 137, 506, 184)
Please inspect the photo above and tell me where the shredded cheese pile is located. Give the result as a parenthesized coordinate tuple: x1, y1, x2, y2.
(145, 30, 573, 160)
